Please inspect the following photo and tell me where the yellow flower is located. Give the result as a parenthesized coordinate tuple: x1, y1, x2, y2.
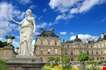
(54, 65, 61, 70)
(71, 65, 79, 70)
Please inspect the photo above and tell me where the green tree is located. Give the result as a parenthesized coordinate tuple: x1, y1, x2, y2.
(78, 52, 89, 61)
(62, 55, 70, 64)
(48, 57, 55, 63)
(62, 55, 71, 70)
(0, 41, 7, 48)
(78, 52, 89, 70)
(48, 57, 56, 67)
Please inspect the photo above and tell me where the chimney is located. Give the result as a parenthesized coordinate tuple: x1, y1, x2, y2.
(100, 33, 104, 39)
(76, 35, 79, 39)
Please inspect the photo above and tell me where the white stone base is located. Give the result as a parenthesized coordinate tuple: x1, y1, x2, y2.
(16, 55, 35, 59)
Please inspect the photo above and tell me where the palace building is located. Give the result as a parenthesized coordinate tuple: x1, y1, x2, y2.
(35, 31, 106, 62)
(34, 30, 61, 62)
(63, 35, 106, 61)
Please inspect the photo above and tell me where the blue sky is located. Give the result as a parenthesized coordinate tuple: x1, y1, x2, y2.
(0, 0, 106, 47)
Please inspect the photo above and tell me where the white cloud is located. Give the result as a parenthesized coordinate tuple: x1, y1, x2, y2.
(49, 0, 106, 20)
(0, 3, 12, 35)
(13, 40, 19, 48)
(70, 0, 99, 14)
(98, 0, 106, 4)
(36, 22, 55, 30)
(36, 22, 48, 29)
(0, 37, 6, 42)
(60, 32, 74, 36)
(49, 0, 79, 13)
(70, 32, 74, 35)
(32, 40, 35, 46)
(29, 5, 37, 10)
(35, 32, 41, 36)
(48, 21, 58, 27)
(56, 14, 73, 20)
(18, 0, 31, 5)
(0, 2, 24, 36)
(79, 0, 99, 13)
(49, 0, 106, 13)
(49, 0, 61, 9)
(60, 32, 67, 35)
(70, 35, 76, 40)
(12, 10, 25, 20)
(70, 34, 99, 42)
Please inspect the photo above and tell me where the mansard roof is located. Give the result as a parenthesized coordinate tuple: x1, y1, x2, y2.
(74, 35, 82, 42)
(39, 30, 59, 38)
(65, 35, 82, 43)
(97, 33, 106, 42)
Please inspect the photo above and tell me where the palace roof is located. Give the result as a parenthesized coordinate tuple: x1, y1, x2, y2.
(38, 30, 59, 38)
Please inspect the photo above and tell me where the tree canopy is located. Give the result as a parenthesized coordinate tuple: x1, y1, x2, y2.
(78, 52, 89, 61)
(0, 41, 7, 48)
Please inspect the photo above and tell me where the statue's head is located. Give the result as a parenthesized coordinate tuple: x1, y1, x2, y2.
(25, 9, 32, 17)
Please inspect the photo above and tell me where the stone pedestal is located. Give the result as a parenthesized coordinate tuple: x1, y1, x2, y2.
(6, 56, 44, 70)
(8, 55, 42, 63)
(16, 55, 35, 59)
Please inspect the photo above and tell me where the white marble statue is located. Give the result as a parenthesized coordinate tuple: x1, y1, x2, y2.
(19, 9, 35, 56)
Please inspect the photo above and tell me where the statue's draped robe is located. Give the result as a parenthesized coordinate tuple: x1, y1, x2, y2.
(19, 17, 35, 56)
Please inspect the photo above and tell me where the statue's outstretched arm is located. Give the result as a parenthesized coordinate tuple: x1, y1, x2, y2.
(19, 19, 26, 26)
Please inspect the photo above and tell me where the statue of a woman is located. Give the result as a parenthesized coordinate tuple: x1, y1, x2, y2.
(19, 9, 35, 56)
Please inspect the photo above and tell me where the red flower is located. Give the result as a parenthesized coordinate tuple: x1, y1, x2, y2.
(103, 66, 106, 70)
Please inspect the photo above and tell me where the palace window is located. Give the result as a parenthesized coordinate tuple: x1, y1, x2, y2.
(55, 40, 57, 46)
(103, 57, 104, 60)
(67, 44, 70, 48)
(43, 39, 48, 46)
(87, 51, 89, 55)
(48, 49, 51, 54)
(55, 49, 58, 54)
(91, 50, 93, 55)
(71, 58, 73, 61)
(97, 57, 99, 60)
(70, 51, 73, 55)
(96, 51, 98, 55)
(40, 50, 43, 55)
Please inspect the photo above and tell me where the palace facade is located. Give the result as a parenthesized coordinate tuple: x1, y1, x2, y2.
(35, 31, 106, 62)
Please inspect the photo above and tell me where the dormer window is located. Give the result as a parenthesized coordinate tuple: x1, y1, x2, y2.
(74, 35, 82, 42)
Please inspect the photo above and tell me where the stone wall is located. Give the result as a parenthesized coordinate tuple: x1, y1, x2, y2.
(0, 47, 15, 60)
